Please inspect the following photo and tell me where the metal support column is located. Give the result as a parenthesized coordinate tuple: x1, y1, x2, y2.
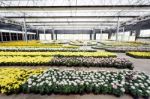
(51, 28, 55, 40)
(36, 29, 39, 40)
(100, 29, 103, 41)
(90, 33, 92, 40)
(30, 35, 32, 40)
(23, 13, 28, 42)
(108, 32, 112, 40)
(135, 25, 141, 41)
(29, 34, 31, 40)
(33, 34, 35, 40)
(43, 27, 46, 41)
(22, 34, 24, 40)
(16, 33, 19, 40)
(116, 17, 120, 41)
(9, 32, 12, 41)
(0, 32, 3, 42)
(55, 33, 57, 40)
(93, 28, 96, 40)
(122, 27, 125, 41)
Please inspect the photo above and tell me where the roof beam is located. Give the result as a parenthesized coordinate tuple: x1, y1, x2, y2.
(33, 24, 114, 27)
(5, 16, 138, 18)
(0, 5, 150, 12)
(26, 21, 121, 23)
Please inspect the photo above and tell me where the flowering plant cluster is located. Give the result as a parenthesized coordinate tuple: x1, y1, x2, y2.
(0, 68, 44, 94)
(69, 40, 97, 46)
(21, 69, 150, 98)
(105, 47, 150, 53)
(126, 52, 150, 59)
(0, 40, 78, 48)
(91, 45, 111, 50)
(51, 57, 133, 69)
(0, 56, 52, 66)
(101, 41, 146, 46)
(0, 56, 132, 69)
(0, 47, 96, 52)
(0, 52, 116, 57)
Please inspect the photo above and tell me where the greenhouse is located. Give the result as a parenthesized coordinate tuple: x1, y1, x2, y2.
(0, 0, 150, 99)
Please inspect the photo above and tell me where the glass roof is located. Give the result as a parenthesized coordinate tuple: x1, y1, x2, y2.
(1, 0, 150, 6)
(0, 0, 150, 29)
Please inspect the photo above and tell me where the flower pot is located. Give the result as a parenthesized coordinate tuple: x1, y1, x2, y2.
(133, 96, 139, 99)
(143, 96, 149, 99)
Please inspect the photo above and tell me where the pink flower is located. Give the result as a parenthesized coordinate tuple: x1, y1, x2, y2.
(112, 83, 118, 89)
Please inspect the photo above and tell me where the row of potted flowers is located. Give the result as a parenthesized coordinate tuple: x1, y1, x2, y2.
(126, 52, 150, 59)
(0, 56, 52, 66)
(0, 56, 133, 69)
(0, 51, 116, 57)
(91, 45, 112, 50)
(105, 47, 150, 53)
(50, 57, 133, 69)
(0, 47, 96, 52)
(20, 69, 150, 98)
(101, 41, 147, 46)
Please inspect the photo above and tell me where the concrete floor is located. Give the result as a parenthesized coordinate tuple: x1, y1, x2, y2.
(117, 53, 150, 74)
(0, 94, 134, 99)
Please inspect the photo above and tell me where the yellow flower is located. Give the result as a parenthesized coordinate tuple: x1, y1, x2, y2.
(0, 68, 44, 94)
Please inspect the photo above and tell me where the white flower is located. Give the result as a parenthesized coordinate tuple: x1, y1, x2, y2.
(120, 88, 125, 92)
(48, 82, 52, 86)
(95, 84, 99, 87)
(37, 79, 41, 82)
(146, 90, 150, 94)
(138, 90, 142, 93)
(32, 75, 37, 77)
(40, 82, 44, 86)
(53, 78, 56, 82)
(45, 80, 49, 83)
(112, 83, 117, 89)
(131, 86, 135, 89)
(134, 83, 139, 86)
(121, 81, 125, 85)
(28, 85, 32, 88)
(32, 82, 36, 86)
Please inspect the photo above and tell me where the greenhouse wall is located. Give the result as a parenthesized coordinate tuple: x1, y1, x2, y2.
(57, 34, 90, 40)
(39, 34, 52, 41)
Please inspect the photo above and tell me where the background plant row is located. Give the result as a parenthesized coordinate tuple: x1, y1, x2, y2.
(51, 57, 133, 69)
(0, 48, 96, 52)
(0, 56, 133, 69)
(0, 52, 116, 57)
(126, 52, 150, 59)
(105, 47, 150, 53)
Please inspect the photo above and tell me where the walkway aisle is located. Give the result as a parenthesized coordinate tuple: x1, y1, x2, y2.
(117, 53, 150, 74)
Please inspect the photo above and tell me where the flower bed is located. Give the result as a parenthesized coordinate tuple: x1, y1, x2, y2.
(0, 40, 78, 48)
(0, 48, 96, 52)
(0, 52, 116, 57)
(0, 68, 150, 98)
(69, 40, 97, 46)
(0, 56, 132, 69)
(91, 45, 112, 50)
(0, 68, 44, 94)
(20, 69, 150, 98)
(51, 57, 133, 69)
(101, 41, 147, 46)
(105, 47, 150, 53)
(0, 56, 52, 66)
(126, 52, 150, 59)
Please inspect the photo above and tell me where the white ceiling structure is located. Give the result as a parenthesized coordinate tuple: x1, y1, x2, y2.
(0, 0, 150, 30)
